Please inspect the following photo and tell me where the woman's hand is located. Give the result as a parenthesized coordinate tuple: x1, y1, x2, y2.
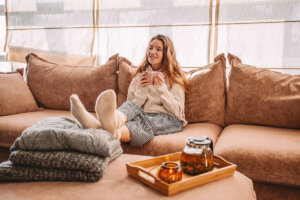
(139, 73, 152, 88)
(139, 72, 164, 87)
(153, 72, 165, 85)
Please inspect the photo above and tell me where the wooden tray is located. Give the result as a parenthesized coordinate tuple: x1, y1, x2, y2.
(126, 152, 237, 196)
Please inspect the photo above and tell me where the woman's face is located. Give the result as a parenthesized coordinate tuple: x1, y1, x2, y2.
(147, 39, 164, 71)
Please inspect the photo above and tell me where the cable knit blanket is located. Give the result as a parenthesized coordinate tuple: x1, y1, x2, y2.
(0, 117, 123, 182)
(10, 117, 121, 157)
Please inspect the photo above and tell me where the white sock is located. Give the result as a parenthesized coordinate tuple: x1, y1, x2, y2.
(95, 90, 127, 138)
(70, 94, 101, 129)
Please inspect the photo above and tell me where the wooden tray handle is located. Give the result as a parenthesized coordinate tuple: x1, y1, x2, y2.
(134, 166, 160, 184)
(214, 155, 231, 167)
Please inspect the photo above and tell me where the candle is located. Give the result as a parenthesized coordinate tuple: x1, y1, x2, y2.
(158, 161, 182, 183)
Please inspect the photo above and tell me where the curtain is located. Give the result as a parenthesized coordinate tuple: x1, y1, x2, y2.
(4, 0, 212, 68)
(3, 0, 300, 74)
(95, 0, 212, 67)
(5, 0, 96, 66)
(216, 0, 300, 74)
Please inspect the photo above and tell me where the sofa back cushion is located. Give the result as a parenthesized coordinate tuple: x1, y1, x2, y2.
(26, 53, 118, 112)
(0, 72, 40, 116)
(117, 57, 137, 107)
(185, 54, 226, 126)
(116, 55, 226, 126)
(226, 53, 300, 129)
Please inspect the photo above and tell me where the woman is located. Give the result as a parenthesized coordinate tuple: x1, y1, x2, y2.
(70, 34, 189, 147)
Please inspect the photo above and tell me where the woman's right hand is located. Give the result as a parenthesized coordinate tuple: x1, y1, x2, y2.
(139, 73, 152, 88)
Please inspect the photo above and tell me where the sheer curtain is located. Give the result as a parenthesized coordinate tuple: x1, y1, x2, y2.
(215, 0, 300, 75)
(95, 0, 212, 67)
(3, 0, 212, 69)
(0, 0, 10, 71)
(2, 0, 300, 74)
(5, 0, 97, 66)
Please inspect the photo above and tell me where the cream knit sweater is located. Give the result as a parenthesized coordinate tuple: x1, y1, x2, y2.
(127, 66, 187, 127)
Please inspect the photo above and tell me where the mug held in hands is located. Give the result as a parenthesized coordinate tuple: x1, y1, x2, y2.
(143, 71, 158, 85)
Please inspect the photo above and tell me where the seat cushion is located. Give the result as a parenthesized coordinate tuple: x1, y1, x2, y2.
(253, 181, 300, 200)
(0, 154, 256, 200)
(215, 124, 300, 187)
(0, 110, 74, 147)
(122, 123, 222, 156)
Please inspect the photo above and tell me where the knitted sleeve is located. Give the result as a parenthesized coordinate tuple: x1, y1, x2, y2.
(149, 83, 185, 120)
(126, 74, 148, 107)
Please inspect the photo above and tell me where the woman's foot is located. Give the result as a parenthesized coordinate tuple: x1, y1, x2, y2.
(95, 90, 127, 138)
(70, 94, 101, 129)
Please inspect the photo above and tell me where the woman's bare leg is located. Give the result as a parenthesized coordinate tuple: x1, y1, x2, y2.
(118, 125, 130, 142)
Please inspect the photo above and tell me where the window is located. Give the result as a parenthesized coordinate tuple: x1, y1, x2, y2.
(1, 0, 300, 75)
(0, 0, 10, 72)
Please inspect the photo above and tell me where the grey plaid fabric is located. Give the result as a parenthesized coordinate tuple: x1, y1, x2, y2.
(118, 101, 183, 147)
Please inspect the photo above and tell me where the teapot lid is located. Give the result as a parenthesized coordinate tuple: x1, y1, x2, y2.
(186, 136, 211, 147)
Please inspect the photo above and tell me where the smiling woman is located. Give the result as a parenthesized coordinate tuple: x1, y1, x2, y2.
(147, 39, 163, 70)
(70, 34, 189, 148)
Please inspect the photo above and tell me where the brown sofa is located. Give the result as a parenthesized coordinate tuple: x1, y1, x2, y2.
(0, 53, 299, 200)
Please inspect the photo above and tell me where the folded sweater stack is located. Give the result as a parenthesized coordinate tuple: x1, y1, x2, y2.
(0, 117, 123, 182)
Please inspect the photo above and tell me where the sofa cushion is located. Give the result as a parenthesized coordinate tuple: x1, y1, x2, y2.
(0, 72, 39, 116)
(0, 110, 75, 147)
(226, 53, 300, 129)
(116, 55, 226, 126)
(117, 57, 137, 107)
(122, 122, 222, 156)
(26, 53, 118, 112)
(185, 54, 226, 126)
(215, 124, 300, 187)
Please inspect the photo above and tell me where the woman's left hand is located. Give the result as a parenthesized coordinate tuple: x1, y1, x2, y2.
(153, 72, 165, 85)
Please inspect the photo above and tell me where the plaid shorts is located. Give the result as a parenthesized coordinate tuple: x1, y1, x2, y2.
(117, 101, 183, 147)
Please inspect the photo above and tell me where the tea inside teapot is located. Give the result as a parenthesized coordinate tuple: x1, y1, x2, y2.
(180, 136, 214, 175)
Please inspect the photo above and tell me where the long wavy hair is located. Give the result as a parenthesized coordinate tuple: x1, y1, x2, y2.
(132, 35, 189, 92)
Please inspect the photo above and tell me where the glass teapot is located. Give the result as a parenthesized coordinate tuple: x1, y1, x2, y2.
(180, 136, 214, 175)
